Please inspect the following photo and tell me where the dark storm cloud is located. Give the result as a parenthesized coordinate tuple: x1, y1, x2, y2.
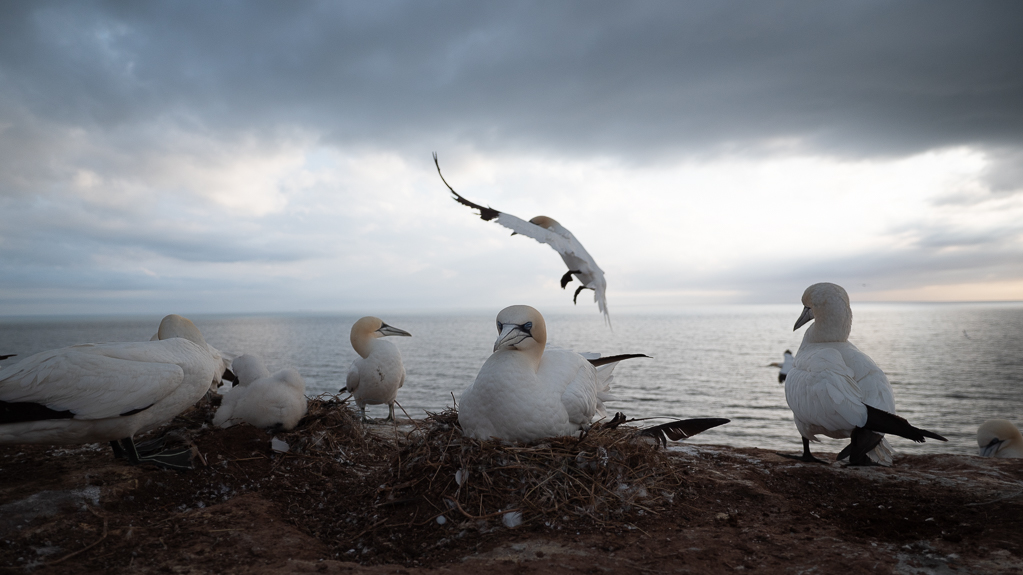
(2, 1, 1021, 164)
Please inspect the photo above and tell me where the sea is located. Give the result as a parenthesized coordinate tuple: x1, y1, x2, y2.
(1, 303, 1021, 458)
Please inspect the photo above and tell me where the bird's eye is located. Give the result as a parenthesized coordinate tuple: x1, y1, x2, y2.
(523, 322, 533, 332)
(496, 321, 503, 333)
(987, 438, 1002, 448)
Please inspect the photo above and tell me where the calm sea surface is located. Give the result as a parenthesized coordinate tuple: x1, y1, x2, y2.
(1, 303, 1020, 457)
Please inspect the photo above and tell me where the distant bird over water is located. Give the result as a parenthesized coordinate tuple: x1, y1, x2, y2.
(343, 316, 411, 422)
(977, 419, 1023, 458)
(434, 154, 611, 326)
(783, 283, 946, 465)
(768, 350, 794, 383)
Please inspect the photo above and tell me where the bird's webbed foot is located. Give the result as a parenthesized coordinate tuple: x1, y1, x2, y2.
(776, 452, 830, 464)
(777, 438, 829, 464)
(560, 270, 579, 289)
(117, 438, 195, 471)
(572, 285, 592, 304)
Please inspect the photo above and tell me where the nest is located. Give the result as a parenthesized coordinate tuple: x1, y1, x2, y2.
(380, 409, 690, 530)
(274, 394, 382, 466)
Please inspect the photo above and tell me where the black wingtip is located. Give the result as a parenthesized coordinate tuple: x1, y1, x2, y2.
(586, 353, 651, 367)
(638, 417, 730, 447)
(433, 153, 501, 221)
(863, 404, 947, 443)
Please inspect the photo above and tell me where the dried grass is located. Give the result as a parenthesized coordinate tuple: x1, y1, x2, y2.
(383, 408, 689, 529)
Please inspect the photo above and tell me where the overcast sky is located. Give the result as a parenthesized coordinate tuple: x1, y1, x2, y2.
(1, 1, 1022, 318)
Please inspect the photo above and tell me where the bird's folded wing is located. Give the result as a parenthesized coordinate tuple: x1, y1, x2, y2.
(1, 350, 185, 419)
(789, 347, 866, 430)
(345, 361, 360, 394)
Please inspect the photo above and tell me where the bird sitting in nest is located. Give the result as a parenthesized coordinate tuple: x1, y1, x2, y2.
(458, 304, 729, 443)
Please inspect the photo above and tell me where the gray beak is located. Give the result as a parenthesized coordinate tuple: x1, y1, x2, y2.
(979, 438, 1004, 457)
(494, 323, 530, 352)
(378, 323, 412, 338)
(793, 306, 814, 331)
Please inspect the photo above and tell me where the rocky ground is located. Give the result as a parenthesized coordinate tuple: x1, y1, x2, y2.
(1, 399, 1021, 575)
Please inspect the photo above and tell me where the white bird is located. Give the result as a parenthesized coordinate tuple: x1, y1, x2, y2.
(0, 314, 221, 469)
(767, 350, 794, 383)
(229, 353, 271, 387)
(149, 330, 237, 390)
(343, 316, 411, 422)
(977, 419, 1023, 458)
(459, 305, 646, 442)
(783, 283, 946, 466)
(213, 354, 307, 431)
(434, 154, 611, 327)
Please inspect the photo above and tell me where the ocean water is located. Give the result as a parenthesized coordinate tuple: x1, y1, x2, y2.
(1, 303, 1021, 458)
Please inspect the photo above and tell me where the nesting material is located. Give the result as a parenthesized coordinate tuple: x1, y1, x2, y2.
(382, 409, 689, 529)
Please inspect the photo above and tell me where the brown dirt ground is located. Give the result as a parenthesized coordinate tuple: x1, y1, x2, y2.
(1, 398, 1022, 575)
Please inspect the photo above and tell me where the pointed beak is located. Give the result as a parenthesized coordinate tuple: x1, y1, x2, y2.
(378, 323, 412, 337)
(793, 306, 814, 331)
(494, 323, 530, 352)
(979, 439, 1004, 457)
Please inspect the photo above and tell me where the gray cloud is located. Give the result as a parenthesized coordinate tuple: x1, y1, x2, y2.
(2, 1, 1023, 313)
(2, 1, 1021, 164)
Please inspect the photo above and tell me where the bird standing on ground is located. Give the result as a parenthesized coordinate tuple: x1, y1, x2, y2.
(434, 154, 611, 326)
(783, 283, 946, 465)
(344, 316, 411, 422)
(0, 314, 221, 469)
(459, 305, 646, 442)
(213, 354, 307, 431)
(977, 419, 1023, 458)
(768, 350, 794, 383)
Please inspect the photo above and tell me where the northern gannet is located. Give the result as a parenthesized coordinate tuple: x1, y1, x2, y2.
(149, 330, 236, 389)
(213, 354, 307, 431)
(458, 305, 645, 442)
(434, 154, 611, 326)
(229, 353, 271, 387)
(977, 419, 1023, 458)
(343, 316, 411, 422)
(783, 283, 946, 465)
(768, 350, 794, 383)
(0, 314, 221, 469)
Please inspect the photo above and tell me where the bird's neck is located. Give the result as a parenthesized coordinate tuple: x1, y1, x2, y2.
(805, 312, 852, 343)
(351, 334, 377, 358)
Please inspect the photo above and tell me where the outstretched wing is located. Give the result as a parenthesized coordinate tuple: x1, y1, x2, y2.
(434, 153, 610, 324)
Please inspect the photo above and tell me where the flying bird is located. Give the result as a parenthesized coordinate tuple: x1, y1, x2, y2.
(343, 316, 411, 422)
(977, 419, 1023, 458)
(0, 314, 222, 469)
(458, 305, 648, 442)
(767, 350, 794, 383)
(783, 283, 946, 466)
(213, 354, 308, 431)
(434, 153, 611, 326)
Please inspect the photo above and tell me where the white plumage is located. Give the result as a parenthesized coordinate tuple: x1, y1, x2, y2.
(213, 354, 307, 431)
(784, 282, 944, 465)
(229, 353, 271, 387)
(345, 316, 411, 422)
(435, 155, 611, 326)
(978, 419, 1023, 458)
(768, 350, 794, 383)
(0, 315, 219, 467)
(458, 305, 622, 442)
